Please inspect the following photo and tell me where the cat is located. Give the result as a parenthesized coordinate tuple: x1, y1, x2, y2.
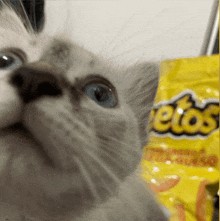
(0, 1, 169, 220)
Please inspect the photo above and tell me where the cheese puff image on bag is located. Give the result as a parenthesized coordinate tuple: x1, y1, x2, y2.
(139, 54, 219, 221)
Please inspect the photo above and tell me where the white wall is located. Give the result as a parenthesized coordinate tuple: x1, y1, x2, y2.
(44, 0, 214, 66)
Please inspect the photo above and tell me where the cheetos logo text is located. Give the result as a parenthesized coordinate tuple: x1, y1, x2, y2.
(150, 91, 219, 138)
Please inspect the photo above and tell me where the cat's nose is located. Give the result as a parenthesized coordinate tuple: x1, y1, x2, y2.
(9, 66, 62, 103)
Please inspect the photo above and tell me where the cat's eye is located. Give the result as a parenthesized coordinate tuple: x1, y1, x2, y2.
(83, 83, 117, 108)
(0, 52, 24, 71)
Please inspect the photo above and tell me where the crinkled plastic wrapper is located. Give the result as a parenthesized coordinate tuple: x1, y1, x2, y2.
(140, 55, 219, 221)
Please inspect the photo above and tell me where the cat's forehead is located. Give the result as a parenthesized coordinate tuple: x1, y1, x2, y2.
(42, 39, 95, 72)
(40, 38, 122, 84)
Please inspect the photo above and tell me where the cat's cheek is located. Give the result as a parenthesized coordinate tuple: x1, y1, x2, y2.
(0, 141, 88, 219)
(0, 81, 23, 129)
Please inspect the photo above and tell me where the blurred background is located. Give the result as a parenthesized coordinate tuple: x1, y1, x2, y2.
(14, 0, 218, 65)
(41, 0, 218, 66)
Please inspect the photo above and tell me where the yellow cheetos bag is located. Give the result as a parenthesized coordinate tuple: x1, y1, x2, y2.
(140, 54, 219, 221)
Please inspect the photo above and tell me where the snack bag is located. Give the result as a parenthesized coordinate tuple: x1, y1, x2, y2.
(140, 54, 219, 221)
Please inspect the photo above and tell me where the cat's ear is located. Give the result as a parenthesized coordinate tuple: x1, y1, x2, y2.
(125, 62, 159, 147)
(18, 0, 45, 32)
(0, 1, 27, 34)
(0, 0, 43, 34)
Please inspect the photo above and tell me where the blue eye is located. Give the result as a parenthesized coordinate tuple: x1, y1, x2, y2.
(0, 53, 23, 71)
(84, 83, 117, 108)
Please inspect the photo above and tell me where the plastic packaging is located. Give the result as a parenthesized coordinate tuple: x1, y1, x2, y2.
(140, 55, 219, 221)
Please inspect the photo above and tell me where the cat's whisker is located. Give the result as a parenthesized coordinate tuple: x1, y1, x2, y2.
(108, 47, 143, 63)
(94, 135, 140, 152)
(81, 139, 140, 180)
(74, 156, 102, 202)
(17, 0, 35, 34)
(81, 157, 116, 197)
(77, 151, 122, 202)
(99, 14, 156, 59)
(99, 13, 137, 53)
(101, 142, 139, 160)
(84, 137, 139, 164)
(83, 149, 119, 181)
(105, 29, 147, 56)
(81, 148, 121, 184)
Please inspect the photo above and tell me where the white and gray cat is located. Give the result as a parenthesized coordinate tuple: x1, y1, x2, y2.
(0, 1, 169, 220)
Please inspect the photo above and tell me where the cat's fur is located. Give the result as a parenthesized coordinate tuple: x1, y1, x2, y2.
(0, 1, 169, 220)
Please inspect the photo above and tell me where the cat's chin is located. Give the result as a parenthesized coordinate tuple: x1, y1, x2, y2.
(0, 123, 97, 219)
(0, 122, 55, 167)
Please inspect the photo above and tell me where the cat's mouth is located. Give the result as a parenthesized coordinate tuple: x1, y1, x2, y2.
(5, 122, 40, 145)
(5, 122, 29, 133)
(4, 122, 54, 165)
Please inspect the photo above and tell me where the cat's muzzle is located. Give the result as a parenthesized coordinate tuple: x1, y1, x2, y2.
(9, 65, 63, 103)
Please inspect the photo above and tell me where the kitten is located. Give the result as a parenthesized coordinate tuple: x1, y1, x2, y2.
(0, 1, 169, 220)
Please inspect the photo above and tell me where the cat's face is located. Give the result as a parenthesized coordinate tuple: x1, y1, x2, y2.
(0, 3, 159, 220)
